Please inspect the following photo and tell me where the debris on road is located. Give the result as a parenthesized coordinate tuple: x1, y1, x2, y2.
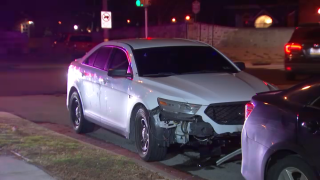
(0, 112, 169, 180)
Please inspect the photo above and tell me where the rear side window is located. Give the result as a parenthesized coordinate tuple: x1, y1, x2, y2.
(93, 47, 112, 70)
(290, 28, 320, 42)
(109, 48, 129, 70)
(83, 51, 97, 66)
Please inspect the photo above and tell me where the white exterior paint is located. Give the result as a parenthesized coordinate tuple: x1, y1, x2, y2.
(67, 38, 272, 137)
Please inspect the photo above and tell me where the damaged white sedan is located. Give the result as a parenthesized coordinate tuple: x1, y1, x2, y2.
(66, 38, 277, 161)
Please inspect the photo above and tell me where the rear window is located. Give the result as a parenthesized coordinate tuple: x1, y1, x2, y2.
(69, 36, 92, 42)
(281, 78, 320, 105)
(290, 28, 320, 42)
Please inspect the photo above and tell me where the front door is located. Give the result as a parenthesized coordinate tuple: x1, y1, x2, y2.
(100, 47, 132, 131)
(298, 97, 320, 170)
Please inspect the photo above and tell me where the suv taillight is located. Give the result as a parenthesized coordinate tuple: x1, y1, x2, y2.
(285, 43, 302, 54)
(245, 102, 254, 120)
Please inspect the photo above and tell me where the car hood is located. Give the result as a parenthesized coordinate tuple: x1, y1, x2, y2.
(140, 72, 269, 105)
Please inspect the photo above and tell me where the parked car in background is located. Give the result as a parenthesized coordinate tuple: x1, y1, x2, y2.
(242, 77, 320, 180)
(285, 23, 320, 80)
(52, 33, 98, 58)
(66, 38, 277, 162)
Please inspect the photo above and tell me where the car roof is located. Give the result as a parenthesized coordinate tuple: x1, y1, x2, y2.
(111, 38, 208, 49)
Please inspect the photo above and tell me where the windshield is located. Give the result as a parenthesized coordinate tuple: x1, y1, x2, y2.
(69, 36, 92, 42)
(133, 46, 238, 77)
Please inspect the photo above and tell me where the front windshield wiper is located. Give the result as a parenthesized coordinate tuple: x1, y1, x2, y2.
(143, 72, 179, 77)
(181, 70, 222, 74)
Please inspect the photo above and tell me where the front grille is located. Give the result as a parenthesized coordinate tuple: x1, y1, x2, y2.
(204, 101, 248, 125)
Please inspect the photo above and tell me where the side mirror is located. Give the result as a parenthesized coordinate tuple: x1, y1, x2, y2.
(108, 69, 132, 78)
(234, 62, 246, 71)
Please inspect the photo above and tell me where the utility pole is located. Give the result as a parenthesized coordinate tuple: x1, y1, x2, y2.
(136, 0, 150, 38)
(102, 0, 109, 41)
(145, 7, 148, 38)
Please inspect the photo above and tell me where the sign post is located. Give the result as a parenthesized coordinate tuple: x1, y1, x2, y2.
(192, 0, 200, 22)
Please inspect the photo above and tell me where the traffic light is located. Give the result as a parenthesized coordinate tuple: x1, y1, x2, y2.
(136, 0, 142, 7)
(136, 0, 151, 7)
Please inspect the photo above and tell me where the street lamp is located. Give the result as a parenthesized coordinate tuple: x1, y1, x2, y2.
(74, 25, 79, 30)
(172, 18, 176, 23)
(185, 15, 190, 21)
(58, 21, 62, 25)
(127, 19, 131, 24)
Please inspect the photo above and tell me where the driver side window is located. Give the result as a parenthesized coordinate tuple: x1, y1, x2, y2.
(109, 48, 131, 73)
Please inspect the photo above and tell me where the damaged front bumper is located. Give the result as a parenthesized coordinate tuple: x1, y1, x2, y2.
(150, 107, 241, 148)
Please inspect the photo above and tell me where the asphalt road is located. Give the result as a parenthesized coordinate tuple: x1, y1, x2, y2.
(0, 66, 303, 180)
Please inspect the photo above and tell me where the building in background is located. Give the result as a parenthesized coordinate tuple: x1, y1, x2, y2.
(299, 0, 320, 24)
(224, 3, 298, 28)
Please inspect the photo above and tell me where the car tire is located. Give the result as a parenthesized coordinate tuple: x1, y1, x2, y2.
(266, 155, 318, 180)
(285, 72, 296, 81)
(134, 105, 167, 162)
(69, 91, 96, 134)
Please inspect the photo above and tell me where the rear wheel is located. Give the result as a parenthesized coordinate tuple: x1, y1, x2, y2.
(286, 72, 296, 81)
(69, 91, 96, 134)
(134, 105, 167, 162)
(266, 155, 318, 180)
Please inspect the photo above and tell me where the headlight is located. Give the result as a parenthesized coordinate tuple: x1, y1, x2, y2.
(157, 98, 201, 115)
(263, 81, 279, 91)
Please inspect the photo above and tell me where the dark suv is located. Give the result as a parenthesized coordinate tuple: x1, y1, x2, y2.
(285, 24, 320, 80)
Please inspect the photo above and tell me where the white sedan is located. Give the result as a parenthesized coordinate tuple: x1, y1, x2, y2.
(66, 38, 277, 161)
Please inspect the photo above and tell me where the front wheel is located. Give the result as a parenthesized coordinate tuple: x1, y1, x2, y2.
(134, 106, 167, 162)
(266, 155, 318, 180)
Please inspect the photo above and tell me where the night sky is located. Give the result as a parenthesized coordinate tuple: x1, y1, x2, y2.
(0, 0, 297, 31)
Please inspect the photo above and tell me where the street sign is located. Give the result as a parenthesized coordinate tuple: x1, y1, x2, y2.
(192, 0, 200, 14)
(101, 11, 112, 29)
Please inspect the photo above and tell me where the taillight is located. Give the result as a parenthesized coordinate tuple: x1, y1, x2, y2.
(245, 102, 254, 120)
(285, 43, 302, 54)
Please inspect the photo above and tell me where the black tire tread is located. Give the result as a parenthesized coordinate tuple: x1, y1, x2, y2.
(134, 105, 167, 162)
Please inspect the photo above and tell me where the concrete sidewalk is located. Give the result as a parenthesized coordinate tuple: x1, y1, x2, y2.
(0, 156, 55, 180)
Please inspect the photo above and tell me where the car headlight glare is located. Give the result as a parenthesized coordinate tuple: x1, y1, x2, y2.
(157, 98, 201, 115)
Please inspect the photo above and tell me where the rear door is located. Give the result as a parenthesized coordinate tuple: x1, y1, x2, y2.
(90, 46, 113, 119)
(79, 51, 98, 114)
(297, 88, 320, 170)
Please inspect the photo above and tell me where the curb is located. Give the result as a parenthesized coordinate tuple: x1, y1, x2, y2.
(0, 112, 204, 180)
